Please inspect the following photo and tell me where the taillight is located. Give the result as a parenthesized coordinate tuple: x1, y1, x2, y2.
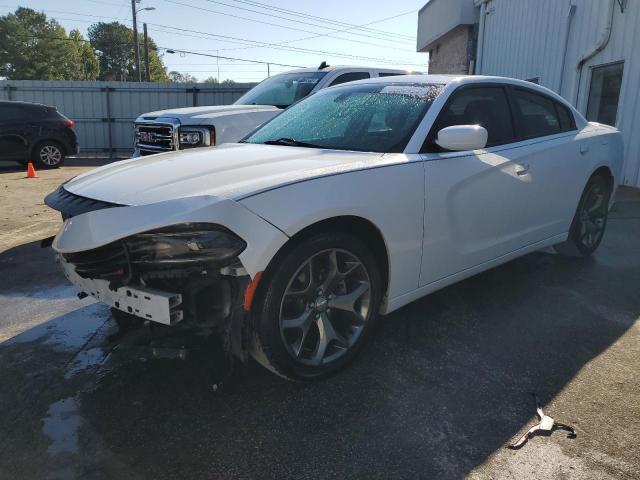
(63, 119, 75, 128)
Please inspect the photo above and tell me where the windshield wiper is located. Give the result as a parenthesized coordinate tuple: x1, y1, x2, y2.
(262, 137, 322, 148)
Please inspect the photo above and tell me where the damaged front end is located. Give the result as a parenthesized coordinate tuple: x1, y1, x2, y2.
(45, 186, 289, 363)
(59, 223, 254, 360)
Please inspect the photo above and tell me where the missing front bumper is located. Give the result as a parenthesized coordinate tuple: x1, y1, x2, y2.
(60, 257, 183, 325)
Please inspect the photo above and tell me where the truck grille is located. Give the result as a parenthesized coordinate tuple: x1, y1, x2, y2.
(135, 122, 176, 155)
(63, 241, 130, 283)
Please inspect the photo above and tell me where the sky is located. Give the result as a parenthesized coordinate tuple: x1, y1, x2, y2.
(5, 0, 429, 83)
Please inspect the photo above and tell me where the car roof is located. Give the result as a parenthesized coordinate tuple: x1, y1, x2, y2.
(341, 74, 579, 110)
(0, 100, 50, 109)
(278, 65, 421, 75)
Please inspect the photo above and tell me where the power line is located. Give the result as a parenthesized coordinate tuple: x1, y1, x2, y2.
(4, 31, 308, 69)
(148, 23, 425, 66)
(201, 0, 414, 45)
(1, 6, 425, 67)
(220, 9, 418, 54)
(160, 47, 306, 69)
(227, 0, 416, 41)
(161, 0, 415, 52)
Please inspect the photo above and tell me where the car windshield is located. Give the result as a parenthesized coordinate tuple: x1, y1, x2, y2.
(234, 71, 327, 108)
(243, 83, 442, 153)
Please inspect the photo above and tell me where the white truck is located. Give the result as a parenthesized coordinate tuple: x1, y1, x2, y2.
(133, 64, 412, 156)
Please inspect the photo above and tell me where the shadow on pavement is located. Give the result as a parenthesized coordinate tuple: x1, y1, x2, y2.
(80, 246, 639, 479)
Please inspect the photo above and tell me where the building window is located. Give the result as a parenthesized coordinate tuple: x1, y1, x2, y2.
(587, 62, 624, 126)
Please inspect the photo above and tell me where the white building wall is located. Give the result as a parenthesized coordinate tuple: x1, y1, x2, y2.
(477, 0, 640, 187)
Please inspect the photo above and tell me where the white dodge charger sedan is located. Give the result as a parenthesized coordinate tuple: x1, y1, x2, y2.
(45, 75, 623, 380)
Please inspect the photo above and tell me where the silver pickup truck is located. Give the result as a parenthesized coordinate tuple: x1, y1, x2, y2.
(133, 64, 413, 156)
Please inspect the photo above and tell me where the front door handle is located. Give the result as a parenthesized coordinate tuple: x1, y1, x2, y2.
(516, 163, 530, 176)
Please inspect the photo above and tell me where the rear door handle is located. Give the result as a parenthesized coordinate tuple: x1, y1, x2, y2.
(580, 144, 589, 154)
(516, 163, 530, 176)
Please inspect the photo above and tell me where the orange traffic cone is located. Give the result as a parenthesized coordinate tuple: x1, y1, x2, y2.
(26, 162, 38, 178)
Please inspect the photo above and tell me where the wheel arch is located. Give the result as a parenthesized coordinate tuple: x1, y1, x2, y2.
(30, 138, 67, 158)
(590, 165, 614, 192)
(259, 215, 391, 306)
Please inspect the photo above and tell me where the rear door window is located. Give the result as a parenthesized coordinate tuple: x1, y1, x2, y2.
(511, 88, 563, 138)
(329, 72, 370, 87)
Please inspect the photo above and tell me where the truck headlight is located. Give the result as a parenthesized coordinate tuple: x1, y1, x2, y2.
(178, 126, 215, 149)
(125, 223, 246, 266)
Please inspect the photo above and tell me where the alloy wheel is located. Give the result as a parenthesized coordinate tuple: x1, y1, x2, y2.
(39, 145, 62, 166)
(577, 182, 607, 250)
(279, 248, 371, 366)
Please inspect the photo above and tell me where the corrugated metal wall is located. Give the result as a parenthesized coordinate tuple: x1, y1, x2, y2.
(478, 0, 640, 187)
(0, 80, 256, 157)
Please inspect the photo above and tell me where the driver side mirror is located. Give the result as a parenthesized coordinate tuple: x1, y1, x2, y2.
(435, 125, 488, 151)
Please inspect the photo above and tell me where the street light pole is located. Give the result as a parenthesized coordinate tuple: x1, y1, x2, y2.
(131, 0, 141, 82)
(143, 23, 150, 82)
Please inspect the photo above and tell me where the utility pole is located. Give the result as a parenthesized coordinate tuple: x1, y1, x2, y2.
(216, 50, 220, 82)
(267, 63, 270, 77)
(131, 0, 141, 82)
(143, 23, 150, 82)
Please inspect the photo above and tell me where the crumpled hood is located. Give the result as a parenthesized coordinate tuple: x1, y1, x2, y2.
(138, 104, 280, 123)
(63, 143, 385, 205)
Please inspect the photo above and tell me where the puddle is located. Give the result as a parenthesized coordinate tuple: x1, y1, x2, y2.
(42, 397, 81, 455)
(64, 347, 107, 379)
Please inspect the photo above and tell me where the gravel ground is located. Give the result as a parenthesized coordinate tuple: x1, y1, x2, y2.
(0, 159, 115, 252)
(0, 160, 638, 479)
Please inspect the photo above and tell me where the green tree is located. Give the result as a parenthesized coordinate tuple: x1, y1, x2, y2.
(88, 22, 168, 82)
(221, 78, 236, 84)
(203, 76, 219, 84)
(69, 29, 99, 80)
(0, 7, 98, 80)
(168, 71, 198, 83)
(88, 22, 134, 81)
(144, 37, 169, 82)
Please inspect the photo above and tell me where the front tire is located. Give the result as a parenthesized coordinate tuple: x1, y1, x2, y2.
(33, 141, 65, 169)
(251, 232, 382, 381)
(554, 174, 611, 256)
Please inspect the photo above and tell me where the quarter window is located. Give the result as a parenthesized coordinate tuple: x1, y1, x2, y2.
(555, 102, 576, 131)
(586, 62, 623, 126)
(430, 86, 515, 148)
(511, 88, 562, 138)
(329, 72, 370, 87)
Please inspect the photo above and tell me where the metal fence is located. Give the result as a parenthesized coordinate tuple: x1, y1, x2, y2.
(0, 80, 256, 158)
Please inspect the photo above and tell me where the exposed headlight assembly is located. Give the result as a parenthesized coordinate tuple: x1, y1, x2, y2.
(178, 126, 215, 149)
(125, 223, 246, 267)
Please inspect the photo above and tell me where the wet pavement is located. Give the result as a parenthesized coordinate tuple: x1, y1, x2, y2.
(0, 188, 639, 479)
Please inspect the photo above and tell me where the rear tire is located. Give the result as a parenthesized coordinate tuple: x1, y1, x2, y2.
(250, 232, 382, 381)
(554, 175, 611, 256)
(33, 141, 65, 169)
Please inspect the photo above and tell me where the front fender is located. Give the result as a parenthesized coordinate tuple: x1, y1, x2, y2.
(52, 195, 289, 278)
(239, 161, 425, 303)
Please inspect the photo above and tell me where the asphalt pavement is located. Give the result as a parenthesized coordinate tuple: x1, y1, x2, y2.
(0, 170, 639, 479)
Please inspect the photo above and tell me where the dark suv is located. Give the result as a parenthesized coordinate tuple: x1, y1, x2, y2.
(0, 101, 79, 168)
